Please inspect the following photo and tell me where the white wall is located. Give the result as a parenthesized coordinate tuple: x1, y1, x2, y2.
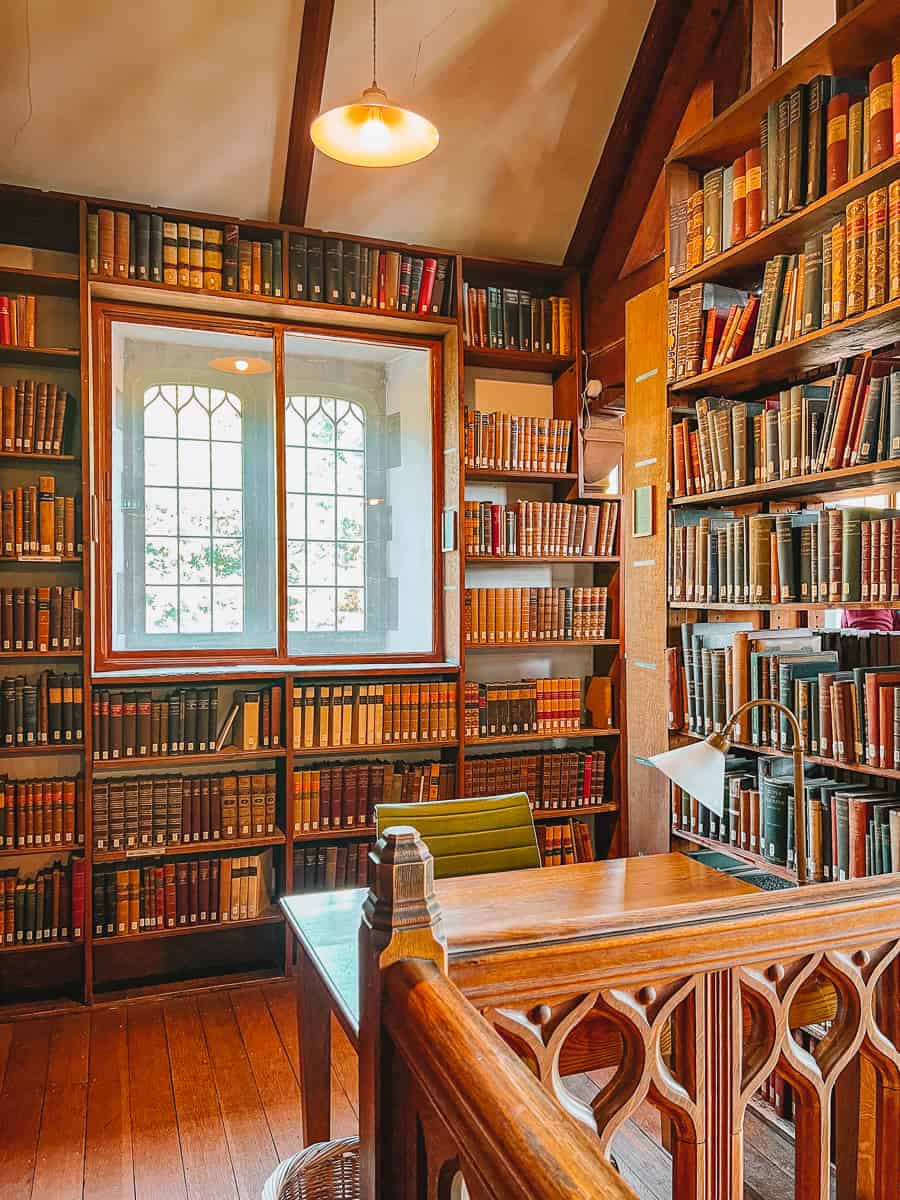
(781, 0, 836, 62)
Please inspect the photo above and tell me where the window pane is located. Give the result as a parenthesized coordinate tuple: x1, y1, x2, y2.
(110, 322, 276, 653)
(284, 332, 434, 656)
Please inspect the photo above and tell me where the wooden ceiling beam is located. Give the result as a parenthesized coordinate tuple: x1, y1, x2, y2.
(281, 0, 336, 227)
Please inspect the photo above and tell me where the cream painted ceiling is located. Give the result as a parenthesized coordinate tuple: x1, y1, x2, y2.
(0, 0, 653, 264)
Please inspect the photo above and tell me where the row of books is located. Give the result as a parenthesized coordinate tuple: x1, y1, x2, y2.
(289, 235, 454, 315)
(670, 505, 900, 607)
(1, 776, 83, 849)
(293, 841, 371, 893)
(537, 819, 595, 866)
(461, 749, 607, 811)
(1, 480, 80, 558)
(668, 61, 900, 278)
(669, 624, 900, 750)
(462, 285, 573, 355)
(1, 858, 85, 945)
(463, 500, 617, 558)
(671, 361, 900, 499)
(90, 684, 281, 760)
(672, 764, 900, 878)
(1, 381, 75, 455)
(90, 209, 284, 297)
(464, 411, 573, 473)
(0, 295, 36, 348)
(290, 681, 458, 749)
(0, 672, 83, 747)
(464, 586, 608, 644)
(463, 677, 585, 739)
(0, 586, 83, 653)
(293, 760, 455, 834)
(92, 849, 273, 935)
(91, 771, 278, 851)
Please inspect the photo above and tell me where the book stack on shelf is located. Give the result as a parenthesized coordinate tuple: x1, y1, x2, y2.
(464, 676, 595, 739)
(464, 586, 608, 644)
(292, 840, 372, 893)
(289, 234, 455, 314)
(1, 776, 84, 848)
(463, 283, 573, 354)
(1, 477, 81, 559)
(1, 380, 76, 456)
(462, 748, 607, 813)
(537, 819, 595, 865)
(0, 295, 37, 347)
(464, 498, 618, 558)
(464, 412, 573, 474)
(0, 585, 83, 653)
(293, 760, 455, 836)
(291, 679, 458, 749)
(1, 857, 86, 944)
(0, 671, 83, 747)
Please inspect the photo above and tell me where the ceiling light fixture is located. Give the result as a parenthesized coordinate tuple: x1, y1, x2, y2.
(310, 0, 439, 168)
(208, 355, 272, 375)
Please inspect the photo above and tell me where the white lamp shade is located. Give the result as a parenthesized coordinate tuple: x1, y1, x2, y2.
(645, 739, 726, 818)
(310, 87, 439, 168)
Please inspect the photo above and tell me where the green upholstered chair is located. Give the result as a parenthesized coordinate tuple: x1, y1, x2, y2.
(374, 792, 540, 880)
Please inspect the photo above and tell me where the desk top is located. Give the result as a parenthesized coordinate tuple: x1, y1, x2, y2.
(281, 852, 758, 1037)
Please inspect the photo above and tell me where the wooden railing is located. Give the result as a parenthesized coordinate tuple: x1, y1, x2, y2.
(358, 825, 637, 1199)
(358, 828, 900, 1199)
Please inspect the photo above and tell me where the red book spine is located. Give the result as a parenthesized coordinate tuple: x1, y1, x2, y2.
(0, 298, 9, 346)
(848, 801, 869, 879)
(869, 60, 894, 168)
(893, 54, 900, 156)
(826, 94, 850, 193)
(417, 258, 438, 313)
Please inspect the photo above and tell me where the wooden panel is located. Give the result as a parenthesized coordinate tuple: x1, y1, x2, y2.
(126, 1004, 187, 1200)
(83, 1009, 134, 1200)
(623, 281, 671, 854)
(31, 1015, 90, 1200)
(280, 0, 336, 227)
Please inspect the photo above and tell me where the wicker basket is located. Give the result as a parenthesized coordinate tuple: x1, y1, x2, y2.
(262, 1138, 360, 1200)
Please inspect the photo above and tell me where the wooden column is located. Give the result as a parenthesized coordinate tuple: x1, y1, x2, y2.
(623, 281, 670, 853)
(358, 827, 448, 1200)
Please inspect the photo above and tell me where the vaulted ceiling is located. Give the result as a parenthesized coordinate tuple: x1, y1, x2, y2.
(0, 0, 654, 263)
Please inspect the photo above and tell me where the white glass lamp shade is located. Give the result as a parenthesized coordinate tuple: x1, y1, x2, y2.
(310, 86, 439, 168)
(645, 738, 726, 818)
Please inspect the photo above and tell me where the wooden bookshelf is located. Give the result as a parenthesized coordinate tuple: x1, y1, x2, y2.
(0, 345, 79, 366)
(0, 743, 84, 757)
(0, 450, 78, 463)
(533, 802, 618, 818)
(0, 264, 80, 296)
(462, 346, 575, 374)
(466, 727, 620, 747)
(464, 468, 579, 484)
(465, 638, 619, 650)
(466, 554, 620, 564)
(292, 737, 458, 759)
(91, 746, 287, 771)
(92, 831, 286, 863)
(93, 908, 283, 946)
(663, 0, 900, 883)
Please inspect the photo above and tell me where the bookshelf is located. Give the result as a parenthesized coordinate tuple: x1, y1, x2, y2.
(663, 0, 900, 884)
(0, 178, 623, 1012)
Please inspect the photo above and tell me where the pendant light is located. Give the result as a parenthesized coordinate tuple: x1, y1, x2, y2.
(310, 0, 439, 168)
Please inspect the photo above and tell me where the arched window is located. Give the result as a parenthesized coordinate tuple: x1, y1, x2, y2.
(142, 383, 245, 635)
(285, 395, 366, 635)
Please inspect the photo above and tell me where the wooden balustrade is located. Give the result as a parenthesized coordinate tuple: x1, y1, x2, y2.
(358, 825, 636, 1199)
(358, 827, 900, 1199)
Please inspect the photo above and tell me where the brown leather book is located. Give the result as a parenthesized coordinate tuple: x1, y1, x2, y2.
(188, 226, 204, 288)
(845, 196, 867, 317)
(113, 211, 130, 279)
(869, 61, 894, 167)
(867, 188, 888, 310)
(826, 93, 850, 192)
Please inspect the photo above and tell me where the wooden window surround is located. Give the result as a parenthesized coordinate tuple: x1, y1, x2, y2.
(91, 300, 445, 671)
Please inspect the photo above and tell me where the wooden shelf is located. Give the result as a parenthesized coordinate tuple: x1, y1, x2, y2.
(465, 468, 578, 483)
(466, 555, 619, 564)
(292, 737, 458, 760)
(0, 743, 83, 757)
(674, 727, 900, 783)
(0, 554, 82, 564)
(670, 295, 900, 396)
(90, 661, 461, 685)
(89, 276, 457, 336)
(91, 965, 287, 1004)
(93, 831, 286, 863)
(0, 649, 82, 660)
(671, 826, 797, 882)
(92, 746, 287, 771)
(0, 345, 79, 367)
(0, 450, 78, 464)
(667, 0, 900, 169)
(0, 265, 80, 297)
(0, 842, 83, 857)
(0, 937, 81, 955)
(463, 346, 575, 374)
(670, 455, 900, 506)
(533, 803, 618, 819)
(465, 638, 619, 650)
(93, 908, 283, 946)
(669, 155, 900, 290)
(467, 727, 620, 747)
(293, 826, 375, 842)
(669, 600, 900, 611)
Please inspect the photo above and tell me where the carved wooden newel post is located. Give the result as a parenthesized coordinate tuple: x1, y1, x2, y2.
(358, 825, 448, 1200)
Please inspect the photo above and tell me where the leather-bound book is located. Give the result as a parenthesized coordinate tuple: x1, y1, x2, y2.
(418, 258, 437, 313)
(775, 95, 790, 217)
(149, 213, 163, 281)
(786, 84, 807, 211)
(98, 209, 115, 276)
(826, 93, 850, 192)
(135, 213, 150, 279)
(87, 212, 99, 274)
(250, 240, 262, 294)
(136, 691, 151, 756)
(831, 218, 846, 323)
(114, 211, 130, 279)
(37, 475, 54, 556)
(12, 588, 24, 653)
(188, 226, 203, 288)
(867, 188, 888, 310)
(341, 239, 360, 305)
(731, 153, 746, 243)
(177, 223, 190, 286)
(122, 691, 136, 757)
(222, 224, 239, 291)
(845, 197, 867, 317)
(890, 181, 900, 301)
(806, 75, 829, 202)
(202, 227, 223, 290)
(162, 221, 178, 285)
(260, 239, 273, 295)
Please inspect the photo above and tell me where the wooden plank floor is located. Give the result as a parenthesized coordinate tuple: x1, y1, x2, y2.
(1, 981, 809, 1200)
(0, 981, 357, 1200)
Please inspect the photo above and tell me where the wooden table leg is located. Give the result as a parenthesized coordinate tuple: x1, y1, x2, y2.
(297, 944, 333, 1146)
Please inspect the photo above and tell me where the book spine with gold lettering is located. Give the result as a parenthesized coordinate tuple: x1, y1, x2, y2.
(867, 187, 888, 310)
(38, 476, 55, 556)
(869, 60, 894, 167)
(890, 180, 900, 301)
(831, 218, 846, 323)
(845, 197, 867, 318)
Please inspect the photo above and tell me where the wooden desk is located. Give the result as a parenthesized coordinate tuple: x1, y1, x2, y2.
(281, 851, 758, 1144)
